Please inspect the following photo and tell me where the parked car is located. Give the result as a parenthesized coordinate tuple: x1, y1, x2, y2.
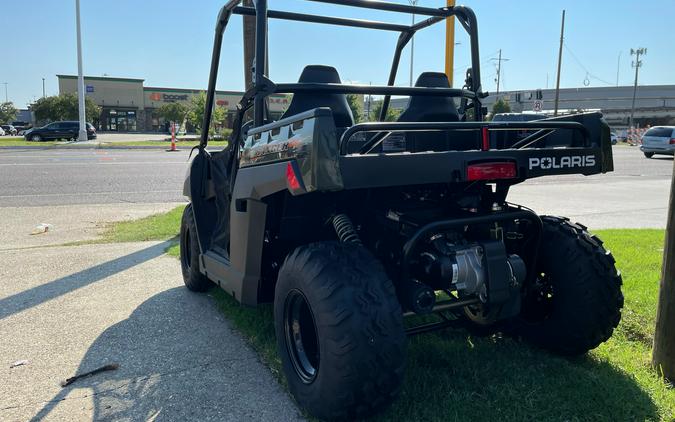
(610, 132, 618, 145)
(1, 124, 17, 136)
(492, 112, 547, 122)
(11, 121, 31, 134)
(640, 126, 675, 158)
(24, 121, 97, 142)
(491, 112, 548, 144)
(0, 126, 5, 136)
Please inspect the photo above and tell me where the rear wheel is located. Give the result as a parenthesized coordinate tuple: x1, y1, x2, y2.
(180, 204, 212, 292)
(644, 152, 654, 158)
(274, 242, 406, 421)
(514, 216, 623, 355)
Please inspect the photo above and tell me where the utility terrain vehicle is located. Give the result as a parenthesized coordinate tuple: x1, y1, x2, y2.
(180, 1, 623, 419)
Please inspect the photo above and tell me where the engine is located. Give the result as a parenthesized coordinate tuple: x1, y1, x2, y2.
(372, 195, 529, 316)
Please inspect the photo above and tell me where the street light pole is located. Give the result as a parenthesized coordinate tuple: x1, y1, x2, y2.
(409, 0, 418, 87)
(42, 78, 46, 98)
(75, 0, 87, 141)
(2, 82, 7, 103)
(553, 9, 565, 117)
(629, 47, 646, 131)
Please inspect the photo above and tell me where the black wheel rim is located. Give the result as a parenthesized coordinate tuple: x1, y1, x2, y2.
(284, 289, 319, 384)
(181, 226, 192, 269)
(521, 272, 555, 321)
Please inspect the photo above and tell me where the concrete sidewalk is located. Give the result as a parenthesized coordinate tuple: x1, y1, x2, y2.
(0, 203, 182, 250)
(0, 242, 303, 421)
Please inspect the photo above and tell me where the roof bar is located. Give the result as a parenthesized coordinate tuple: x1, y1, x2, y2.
(233, 6, 411, 32)
(307, 0, 449, 17)
(274, 83, 476, 98)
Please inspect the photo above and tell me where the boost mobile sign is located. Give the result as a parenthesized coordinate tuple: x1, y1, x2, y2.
(149, 93, 189, 102)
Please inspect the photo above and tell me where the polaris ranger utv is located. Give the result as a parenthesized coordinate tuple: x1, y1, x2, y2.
(180, 1, 623, 419)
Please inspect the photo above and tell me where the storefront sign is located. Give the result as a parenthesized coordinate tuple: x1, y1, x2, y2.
(148, 92, 189, 102)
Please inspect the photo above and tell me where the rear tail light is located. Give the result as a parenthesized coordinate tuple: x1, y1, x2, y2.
(285, 161, 306, 195)
(669, 138, 675, 145)
(467, 162, 517, 181)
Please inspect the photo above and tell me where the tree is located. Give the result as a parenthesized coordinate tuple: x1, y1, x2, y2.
(490, 98, 511, 118)
(0, 102, 18, 123)
(346, 94, 364, 124)
(187, 91, 227, 133)
(30, 94, 100, 124)
(157, 102, 188, 124)
(369, 101, 401, 122)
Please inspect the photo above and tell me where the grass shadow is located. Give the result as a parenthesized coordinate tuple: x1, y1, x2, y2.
(208, 290, 661, 421)
(372, 329, 659, 421)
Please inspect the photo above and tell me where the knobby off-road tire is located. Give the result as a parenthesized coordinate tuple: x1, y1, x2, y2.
(515, 216, 623, 355)
(179, 204, 212, 292)
(274, 242, 406, 421)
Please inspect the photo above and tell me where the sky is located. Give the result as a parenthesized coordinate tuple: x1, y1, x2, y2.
(2, 0, 674, 108)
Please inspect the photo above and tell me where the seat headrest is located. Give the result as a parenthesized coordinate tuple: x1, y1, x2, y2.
(298, 65, 342, 84)
(415, 72, 451, 88)
(280, 65, 354, 128)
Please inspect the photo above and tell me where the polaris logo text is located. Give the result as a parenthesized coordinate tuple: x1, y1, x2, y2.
(528, 155, 596, 170)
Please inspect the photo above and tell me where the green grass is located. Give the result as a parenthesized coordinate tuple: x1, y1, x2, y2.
(99, 205, 186, 243)
(0, 137, 61, 147)
(101, 207, 675, 420)
(0, 136, 229, 148)
(101, 139, 229, 147)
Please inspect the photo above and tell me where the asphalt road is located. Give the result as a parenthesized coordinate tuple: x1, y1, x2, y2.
(510, 147, 673, 228)
(0, 149, 191, 206)
(0, 146, 671, 227)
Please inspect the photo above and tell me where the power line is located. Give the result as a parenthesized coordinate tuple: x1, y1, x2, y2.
(563, 42, 615, 86)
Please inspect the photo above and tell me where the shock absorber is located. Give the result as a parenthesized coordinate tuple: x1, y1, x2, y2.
(332, 214, 361, 244)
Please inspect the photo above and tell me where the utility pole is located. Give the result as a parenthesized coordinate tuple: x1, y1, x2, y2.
(242, 0, 255, 88)
(629, 48, 646, 130)
(616, 51, 621, 87)
(491, 49, 510, 94)
(42, 78, 46, 98)
(2, 82, 7, 103)
(75, 0, 87, 141)
(444, 0, 456, 87)
(553, 9, 565, 117)
(409, 0, 418, 87)
(653, 158, 675, 382)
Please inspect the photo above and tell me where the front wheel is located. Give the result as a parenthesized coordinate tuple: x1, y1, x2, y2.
(30, 134, 42, 142)
(179, 204, 212, 292)
(514, 216, 623, 355)
(275, 242, 406, 421)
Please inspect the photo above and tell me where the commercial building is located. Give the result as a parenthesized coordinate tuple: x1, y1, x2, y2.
(389, 84, 675, 129)
(57, 75, 290, 132)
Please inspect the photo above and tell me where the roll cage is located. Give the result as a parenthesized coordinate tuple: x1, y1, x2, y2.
(199, 0, 487, 149)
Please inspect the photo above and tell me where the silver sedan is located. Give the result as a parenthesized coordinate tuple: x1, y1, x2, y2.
(641, 126, 675, 158)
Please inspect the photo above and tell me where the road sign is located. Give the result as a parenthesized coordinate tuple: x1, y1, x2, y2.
(533, 100, 543, 112)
